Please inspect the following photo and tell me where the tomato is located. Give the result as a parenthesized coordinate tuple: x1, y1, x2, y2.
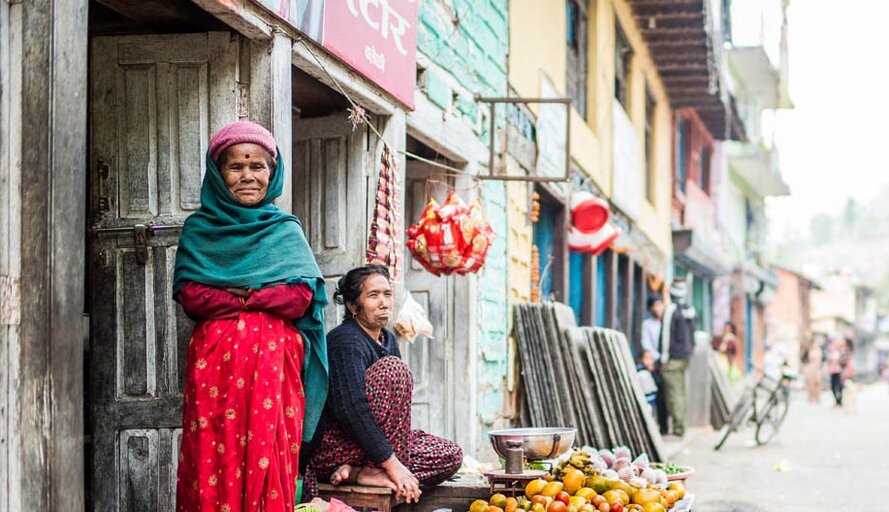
(609, 504, 623, 512)
(555, 492, 571, 505)
(547, 501, 567, 512)
(531, 495, 553, 508)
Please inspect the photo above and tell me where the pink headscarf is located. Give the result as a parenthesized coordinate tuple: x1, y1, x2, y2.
(208, 120, 277, 163)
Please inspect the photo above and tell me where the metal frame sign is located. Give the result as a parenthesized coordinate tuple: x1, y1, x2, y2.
(255, 0, 419, 108)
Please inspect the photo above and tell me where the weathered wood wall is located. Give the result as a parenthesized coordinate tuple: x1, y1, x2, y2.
(1, 0, 88, 510)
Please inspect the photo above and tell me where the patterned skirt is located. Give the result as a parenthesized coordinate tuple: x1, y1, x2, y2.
(176, 311, 305, 512)
(305, 356, 463, 499)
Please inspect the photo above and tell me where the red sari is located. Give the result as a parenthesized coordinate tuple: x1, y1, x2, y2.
(176, 282, 312, 512)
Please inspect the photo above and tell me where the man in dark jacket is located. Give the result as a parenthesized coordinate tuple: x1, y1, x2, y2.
(659, 279, 697, 438)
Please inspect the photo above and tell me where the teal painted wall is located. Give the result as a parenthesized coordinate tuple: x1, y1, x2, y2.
(418, 0, 510, 456)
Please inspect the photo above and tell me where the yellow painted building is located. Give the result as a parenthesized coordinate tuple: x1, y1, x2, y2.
(508, 0, 673, 276)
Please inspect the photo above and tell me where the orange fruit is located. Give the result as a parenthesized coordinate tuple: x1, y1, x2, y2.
(667, 482, 685, 499)
(505, 497, 519, 512)
(562, 469, 586, 495)
(641, 504, 665, 512)
(663, 490, 680, 507)
(487, 506, 504, 512)
(631, 489, 660, 506)
(574, 488, 597, 500)
(491, 494, 508, 508)
(569, 497, 588, 508)
(602, 490, 629, 507)
(542, 482, 564, 498)
(526, 479, 548, 497)
(470, 500, 489, 512)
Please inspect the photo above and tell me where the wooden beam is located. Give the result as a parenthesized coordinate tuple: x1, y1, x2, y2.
(18, 0, 87, 509)
(191, 0, 273, 40)
(96, 0, 229, 31)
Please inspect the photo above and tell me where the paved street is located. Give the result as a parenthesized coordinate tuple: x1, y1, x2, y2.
(672, 383, 889, 512)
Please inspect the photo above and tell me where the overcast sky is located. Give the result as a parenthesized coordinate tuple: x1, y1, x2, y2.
(733, 1, 889, 240)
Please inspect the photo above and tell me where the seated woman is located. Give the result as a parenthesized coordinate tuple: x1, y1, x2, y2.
(304, 266, 463, 502)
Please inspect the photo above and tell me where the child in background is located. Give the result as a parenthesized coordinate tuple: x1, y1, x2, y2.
(637, 350, 659, 417)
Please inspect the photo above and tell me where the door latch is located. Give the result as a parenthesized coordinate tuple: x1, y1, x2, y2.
(97, 161, 111, 213)
(133, 224, 149, 265)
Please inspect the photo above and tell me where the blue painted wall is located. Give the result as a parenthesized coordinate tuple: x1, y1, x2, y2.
(417, 0, 510, 456)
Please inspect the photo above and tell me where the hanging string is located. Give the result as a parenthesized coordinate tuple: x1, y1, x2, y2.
(423, 174, 482, 203)
(398, 149, 473, 175)
(297, 38, 476, 177)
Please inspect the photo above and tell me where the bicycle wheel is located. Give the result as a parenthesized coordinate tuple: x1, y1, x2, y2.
(755, 389, 789, 445)
(715, 394, 753, 450)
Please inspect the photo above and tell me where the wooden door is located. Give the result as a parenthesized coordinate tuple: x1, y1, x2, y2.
(292, 114, 373, 330)
(400, 165, 455, 439)
(88, 33, 239, 511)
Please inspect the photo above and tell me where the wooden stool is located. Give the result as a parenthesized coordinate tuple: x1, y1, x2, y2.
(316, 483, 401, 512)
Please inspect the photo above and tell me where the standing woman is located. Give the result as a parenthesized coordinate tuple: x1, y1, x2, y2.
(173, 121, 328, 512)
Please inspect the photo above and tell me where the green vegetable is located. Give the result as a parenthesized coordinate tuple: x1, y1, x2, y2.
(651, 462, 690, 475)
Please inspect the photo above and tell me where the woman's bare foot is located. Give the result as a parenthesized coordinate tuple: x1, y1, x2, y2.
(355, 467, 398, 492)
(329, 464, 357, 485)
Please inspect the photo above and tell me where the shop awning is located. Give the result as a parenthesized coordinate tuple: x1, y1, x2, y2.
(672, 228, 732, 277)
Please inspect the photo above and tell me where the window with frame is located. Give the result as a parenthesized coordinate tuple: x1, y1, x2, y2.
(677, 117, 688, 194)
(645, 87, 656, 204)
(700, 145, 712, 193)
(566, 0, 588, 118)
(614, 23, 632, 108)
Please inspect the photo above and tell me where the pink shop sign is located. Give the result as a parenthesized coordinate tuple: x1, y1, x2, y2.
(254, 0, 418, 108)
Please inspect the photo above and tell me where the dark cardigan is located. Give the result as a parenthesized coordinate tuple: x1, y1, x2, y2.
(322, 317, 402, 463)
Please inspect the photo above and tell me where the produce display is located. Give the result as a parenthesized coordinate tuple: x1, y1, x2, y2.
(470, 447, 691, 512)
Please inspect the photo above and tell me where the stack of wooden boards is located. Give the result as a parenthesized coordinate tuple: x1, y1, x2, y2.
(708, 350, 736, 430)
(514, 302, 664, 462)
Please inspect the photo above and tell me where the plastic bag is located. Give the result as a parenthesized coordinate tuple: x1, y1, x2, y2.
(393, 291, 434, 343)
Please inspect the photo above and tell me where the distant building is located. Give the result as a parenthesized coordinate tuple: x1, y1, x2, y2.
(765, 266, 819, 371)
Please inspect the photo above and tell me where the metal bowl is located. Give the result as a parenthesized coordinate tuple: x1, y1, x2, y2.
(488, 427, 576, 461)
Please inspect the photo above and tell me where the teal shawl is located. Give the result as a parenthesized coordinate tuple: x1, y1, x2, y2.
(173, 149, 328, 443)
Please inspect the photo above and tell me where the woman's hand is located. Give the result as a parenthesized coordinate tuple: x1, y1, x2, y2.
(380, 454, 421, 503)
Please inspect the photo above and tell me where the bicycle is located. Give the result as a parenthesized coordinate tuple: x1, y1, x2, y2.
(714, 366, 797, 450)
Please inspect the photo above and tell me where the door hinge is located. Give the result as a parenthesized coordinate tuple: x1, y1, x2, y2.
(1, 275, 21, 326)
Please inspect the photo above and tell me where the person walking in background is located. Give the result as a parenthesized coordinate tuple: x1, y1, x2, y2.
(803, 340, 824, 403)
(827, 338, 844, 406)
(659, 279, 697, 439)
(641, 296, 669, 433)
(716, 321, 740, 382)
